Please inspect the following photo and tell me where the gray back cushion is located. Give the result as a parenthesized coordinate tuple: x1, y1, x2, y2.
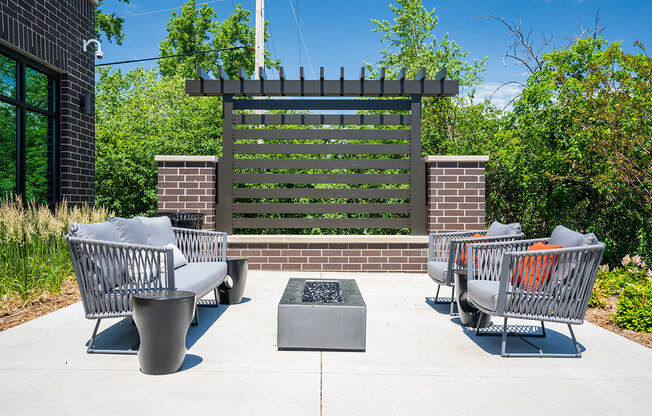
(68, 221, 121, 242)
(138, 216, 177, 247)
(109, 217, 148, 245)
(485, 221, 522, 237)
(549, 225, 598, 247)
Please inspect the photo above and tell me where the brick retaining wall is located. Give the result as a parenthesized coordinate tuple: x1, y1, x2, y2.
(227, 236, 427, 273)
(156, 155, 488, 271)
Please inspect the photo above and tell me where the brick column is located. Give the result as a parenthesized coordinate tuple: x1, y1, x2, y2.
(425, 155, 488, 233)
(155, 156, 218, 231)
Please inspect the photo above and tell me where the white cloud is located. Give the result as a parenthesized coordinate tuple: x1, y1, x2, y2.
(470, 82, 524, 110)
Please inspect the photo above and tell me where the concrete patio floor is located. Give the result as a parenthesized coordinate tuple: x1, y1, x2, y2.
(1, 271, 651, 415)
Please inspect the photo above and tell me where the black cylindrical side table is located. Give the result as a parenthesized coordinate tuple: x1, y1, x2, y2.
(217, 257, 248, 304)
(133, 290, 196, 375)
(454, 270, 491, 328)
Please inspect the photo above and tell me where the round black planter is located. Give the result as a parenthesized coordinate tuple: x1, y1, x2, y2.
(133, 290, 195, 375)
(454, 271, 491, 328)
(218, 257, 248, 304)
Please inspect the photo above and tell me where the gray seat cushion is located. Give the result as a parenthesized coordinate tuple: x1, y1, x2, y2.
(549, 225, 598, 248)
(138, 216, 176, 247)
(110, 217, 148, 245)
(467, 280, 503, 313)
(174, 261, 227, 299)
(68, 221, 121, 242)
(428, 261, 448, 285)
(485, 221, 522, 237)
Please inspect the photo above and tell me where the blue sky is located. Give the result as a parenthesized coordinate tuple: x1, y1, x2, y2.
(99, 0, 652, 107)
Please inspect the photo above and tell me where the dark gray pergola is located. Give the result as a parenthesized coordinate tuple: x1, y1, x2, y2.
(186, 66, 459, 235)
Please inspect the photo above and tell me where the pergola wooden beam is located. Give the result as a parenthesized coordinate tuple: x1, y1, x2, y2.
(187, 66, 459, 97)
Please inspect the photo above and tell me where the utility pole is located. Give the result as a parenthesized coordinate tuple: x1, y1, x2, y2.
(255, 0, 264, 79)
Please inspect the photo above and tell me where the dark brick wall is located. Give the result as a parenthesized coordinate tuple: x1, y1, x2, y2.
(426, 157, 488, 232)
(227, 241, 428, 273)
(0, 0, 96, 204)
(156, 156, 218, 231)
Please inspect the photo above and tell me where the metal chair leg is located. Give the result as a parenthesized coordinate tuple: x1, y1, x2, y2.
(478, 318, 582, 358)
(86, 318, 138, 355)
(432, 284, 458, 316)
(212, 288, 219, 307)
(449, 284, 458, 316)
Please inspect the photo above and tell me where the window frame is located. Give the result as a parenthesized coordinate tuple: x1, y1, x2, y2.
(0, 47, 60, 204)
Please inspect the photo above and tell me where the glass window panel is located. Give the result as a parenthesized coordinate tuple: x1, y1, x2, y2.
(0, 54, 16, 99)
(26, 67, 50, 111)
(25, 111, 54, 204)
(0, 102, 17, 198)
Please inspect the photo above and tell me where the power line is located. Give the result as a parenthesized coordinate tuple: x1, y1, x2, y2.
(119, 0, 225, 18)
(95, 46, 253, 67)
(288, 0, 316, 79)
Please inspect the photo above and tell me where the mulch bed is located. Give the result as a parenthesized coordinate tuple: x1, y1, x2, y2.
(0, 279, 81, 332)
(1, 280, 650, 349)
(584, 296, 652, 349)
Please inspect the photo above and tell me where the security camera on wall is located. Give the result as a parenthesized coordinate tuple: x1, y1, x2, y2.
(83, 39, 103, 59)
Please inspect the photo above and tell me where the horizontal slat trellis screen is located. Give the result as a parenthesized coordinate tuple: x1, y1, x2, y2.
(220, 95, 424, 233)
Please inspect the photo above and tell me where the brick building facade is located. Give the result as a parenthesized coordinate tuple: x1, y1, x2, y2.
(0, 0, 97, 204)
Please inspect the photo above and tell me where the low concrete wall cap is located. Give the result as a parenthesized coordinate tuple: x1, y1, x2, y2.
(424, 155, 489, 162)
(155, 155, 220, 163)
(228, 235, 428, 244)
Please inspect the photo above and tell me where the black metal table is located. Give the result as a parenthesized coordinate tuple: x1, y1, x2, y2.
(133, 290, 195, 375)
(217, 257, 248, 304)
(454, 270, 491, 328)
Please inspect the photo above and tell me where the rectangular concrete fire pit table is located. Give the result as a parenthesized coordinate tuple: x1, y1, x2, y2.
(277, 278, 367, 351)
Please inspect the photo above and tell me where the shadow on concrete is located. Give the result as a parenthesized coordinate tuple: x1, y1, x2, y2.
(84, 318, 140, 353)
(454, 316, 586, 356)
(85, 300, 237, 353)
(178, 354, 203, 372)
(186, 303, 230, 348)
(425, 296, 455, 315)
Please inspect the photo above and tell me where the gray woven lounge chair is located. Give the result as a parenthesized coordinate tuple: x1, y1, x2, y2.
(428, 221, 524, 314)
(66, 218, 227, 354)
(466, 225, 605, 357)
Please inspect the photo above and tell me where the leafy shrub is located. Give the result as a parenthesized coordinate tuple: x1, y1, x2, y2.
(614, 281, 652, 333)
(0, 195, 113, 299)
(590, 255, 652, 332)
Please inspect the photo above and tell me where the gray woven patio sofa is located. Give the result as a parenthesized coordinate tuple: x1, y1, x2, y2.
(66, 216, 227, 353)
(465, 225, 605, 357)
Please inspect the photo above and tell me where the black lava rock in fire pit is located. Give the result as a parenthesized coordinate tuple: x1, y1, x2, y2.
(301, 281, 344, 303)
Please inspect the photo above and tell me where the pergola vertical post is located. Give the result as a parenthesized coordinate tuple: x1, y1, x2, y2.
(217, 94, 234, 233)
(410, 95, 426, 234)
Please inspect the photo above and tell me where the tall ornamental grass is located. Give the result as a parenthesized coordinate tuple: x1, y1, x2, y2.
(0, 196, 112, 299)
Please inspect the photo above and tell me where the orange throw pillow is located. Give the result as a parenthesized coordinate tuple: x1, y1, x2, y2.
(458, 233, 485, 265)
(512, 242, 563, 290)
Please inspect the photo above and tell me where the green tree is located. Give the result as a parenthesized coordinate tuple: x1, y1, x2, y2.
(95, 67, 223, 216)
(367, 0, 490, 153)
(158, 0, 279, 79)
(95, 0, 130, 45)
(488, 38, 652, 265)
